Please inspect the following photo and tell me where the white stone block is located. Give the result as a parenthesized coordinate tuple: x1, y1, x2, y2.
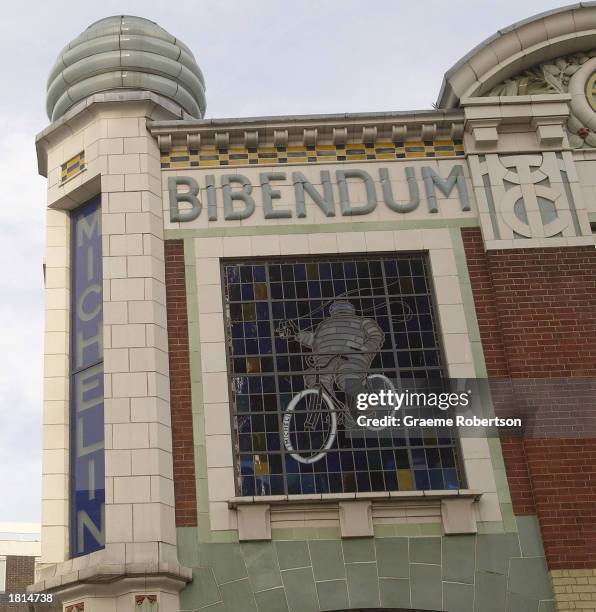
(104, 302, 128, 325)
(309, 233, 339, 253)
(199, 313, 225, 343)
(105, 450, 132, 476)
(103, 256, 128, 279)
(433, 276, 463, 305)
(107, 117, 140, 138)
(110, 234, 143, 256)
(443, 333, 473, 364)
(131, 448, 173, 477)
(112, 422, 149, 449)
(108, 191, 142, 213)
(365, 230, 395, 252)
(132, 502, 176, 544)
(438, 304, 468, 334)
(204, 403, 232, 436)
(111, 324, 146, 349)
(114, 475, 151, 503)
(102, 213, 126, 235)
(200, 343, 227, 373)
(104, 348, 129, 373)
(110, 278, 145, 301)
(129, 347, 169, 375)
(207, 467, 235, 501)
(105, 504, 133, 543)
(112, 372, 148, 397)
(150, 475, 175, 505)
(422, 228, 452, 249)
(105, 398, 131, 424)
(206, 434, 234, 468)
(429, 249, 458, 276)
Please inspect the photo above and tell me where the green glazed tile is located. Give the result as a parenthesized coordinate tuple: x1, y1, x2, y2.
(410, 563, 442, 611)
(444, 581, 474, 612)
(477, 521, 505, 535)
(345, 562, 380, 608)
(316, 527, 340, 539)
(507, 591, 539, 612)
(373, 524, 396, 537)
(275, 540, 310, 571)
(281, 568, 318, 612)
(199, 603, 225, 612)
(394, 523, 421, 536)
(180, 567, 220, 610)
(516, 516, 546, 558)
(419, 522, 442, 536)
(342, 538, 376, 563)
(220, 578, 257, 612)
(409, 537, 441, 564)
(254, 587, 289, 612)
(474, 571, 507, 612)
(376, 537, 409, 578)
(476, 534, 520, 575)
(177, 527, 200, 566)
(207, 543, 248, 584)
(308, 540, 345, 581)
(508, 558, 553, 600)
(501, 503, 518, 533)
(271, 528, 295, 540)
(211, 530, 239, 543)
(379, 578, 410, 608)
(442, 535, 475, 584)
(316, 579, 349, 611)
(241, 542, 282, 592)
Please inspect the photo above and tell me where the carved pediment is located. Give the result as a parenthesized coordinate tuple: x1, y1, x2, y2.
(484, 51, 596, 148)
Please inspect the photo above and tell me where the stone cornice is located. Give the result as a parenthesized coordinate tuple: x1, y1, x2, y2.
(35, 90, 192, 177)
(148, 109, 465, 152)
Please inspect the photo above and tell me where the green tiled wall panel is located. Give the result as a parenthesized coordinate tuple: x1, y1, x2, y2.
(176, 229, 551, 611)
(177, 518, 554, 612)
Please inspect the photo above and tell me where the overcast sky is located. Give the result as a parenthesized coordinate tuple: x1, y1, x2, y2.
(0, 0, 570, 523)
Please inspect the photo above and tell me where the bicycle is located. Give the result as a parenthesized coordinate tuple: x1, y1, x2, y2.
(277, 320, 397, 464)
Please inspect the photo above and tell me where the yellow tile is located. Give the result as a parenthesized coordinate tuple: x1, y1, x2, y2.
(398, 469, 413, 491)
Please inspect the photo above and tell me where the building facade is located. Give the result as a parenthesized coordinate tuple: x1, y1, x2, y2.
(32, 7, 595, 612)
(0, 523, 40, 612)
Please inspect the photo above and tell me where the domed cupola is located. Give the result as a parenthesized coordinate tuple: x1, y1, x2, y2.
(46, 15, 206, 122)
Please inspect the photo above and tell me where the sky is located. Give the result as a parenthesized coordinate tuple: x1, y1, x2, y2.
(0, 0, 572, 523)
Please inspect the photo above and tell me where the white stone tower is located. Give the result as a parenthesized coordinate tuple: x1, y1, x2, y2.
(32, 15, 205, 611)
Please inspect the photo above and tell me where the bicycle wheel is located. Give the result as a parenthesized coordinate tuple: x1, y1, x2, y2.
(361, 374, 397, 431)
(282, 388, 337, 464)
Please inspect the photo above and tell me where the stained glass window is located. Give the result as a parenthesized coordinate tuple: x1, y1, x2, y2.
(221, 255, 462, 496)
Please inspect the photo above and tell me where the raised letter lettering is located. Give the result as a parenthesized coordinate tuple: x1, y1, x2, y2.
(222, 175, 255, 220)
(422, 166, 470, 213)
(206, 174, 217, 221)
(168, 176, 201, 222)
(379, 167, 419, 212)
(336, 169, 377, 216)
(293, 171, 335, 218)
(260, 172, 291, 219)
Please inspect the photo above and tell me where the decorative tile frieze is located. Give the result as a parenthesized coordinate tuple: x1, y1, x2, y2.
(160, 140, 464, 169)
(60, 151, 85, 182)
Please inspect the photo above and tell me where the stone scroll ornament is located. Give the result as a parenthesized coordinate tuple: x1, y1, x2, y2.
(486, 51, 596, 148)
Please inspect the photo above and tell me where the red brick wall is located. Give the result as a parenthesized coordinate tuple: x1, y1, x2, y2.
(461, 228, 596, 569)
(165, 239, 197, 527)
(0, 556, 35, 612)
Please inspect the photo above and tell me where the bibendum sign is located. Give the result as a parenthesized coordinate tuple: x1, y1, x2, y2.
(167, 164, 471, 223)
(166, 155, 594, 249)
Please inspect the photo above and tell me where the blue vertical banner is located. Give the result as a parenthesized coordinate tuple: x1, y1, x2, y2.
(70, 196, 105, 557)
